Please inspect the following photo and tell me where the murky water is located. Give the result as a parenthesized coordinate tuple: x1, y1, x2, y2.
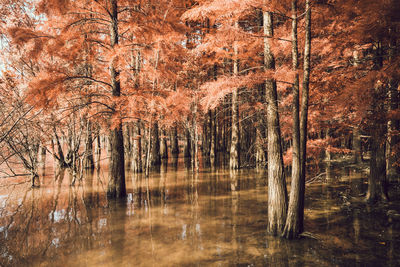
(1, 158, 400, 266)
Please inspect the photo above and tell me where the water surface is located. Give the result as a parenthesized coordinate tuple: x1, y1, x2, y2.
(0, 159, 399, 266)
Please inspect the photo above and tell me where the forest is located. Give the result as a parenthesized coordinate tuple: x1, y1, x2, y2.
(0, 0, 400, 266)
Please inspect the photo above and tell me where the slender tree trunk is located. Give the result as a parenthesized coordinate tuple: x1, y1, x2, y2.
(386, 78, 399, 178)
(107, 0, 126, 198)
(283, 0, 303, 239)
(230, 22, 240, 169)
(192, 98, 199, 172)
(132, 121, 142, 172)
(298, 0, 311, 226)
(84, 119, 95, 169)
(184, 127, 191, 158)
(210, 109, 216, 159)
(353, 126, 362, 164)
(264, 10, 288, 236)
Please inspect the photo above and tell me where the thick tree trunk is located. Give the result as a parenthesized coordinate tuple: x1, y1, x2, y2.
(367, 129, 388, 203)
(123, 123, 131, 155)
(184, 128, 191, 158)
(160, 129, 168, 160)
(107, 0, 126, 198)
(367, 82, 389, 202)
(264, 10, 288, 236)
(283, 0, 304, 239)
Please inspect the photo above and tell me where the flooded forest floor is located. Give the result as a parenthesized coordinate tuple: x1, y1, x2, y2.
(1, 155, 400, 266)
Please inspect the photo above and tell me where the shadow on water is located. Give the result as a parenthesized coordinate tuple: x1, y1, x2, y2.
(0, 157, 400, 266)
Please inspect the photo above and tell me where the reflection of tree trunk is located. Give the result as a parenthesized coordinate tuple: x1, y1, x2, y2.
(109, 200, 127, 266)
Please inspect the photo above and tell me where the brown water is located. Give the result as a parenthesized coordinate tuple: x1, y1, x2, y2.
(1, 158, 400, 266)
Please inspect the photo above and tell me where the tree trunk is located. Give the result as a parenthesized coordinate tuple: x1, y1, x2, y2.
(283, 0, 303, 239)
(171, 125, 179, 158)
(353, 126, 362, 164)
(367, 82, 389, 202)
(132, 121, 142, 173)
(107, 0, 126, 199)
(230, 23, 240, 169)
(184, 128, 191, 158)
(192, 99, 199, 171)
(386, 80, 399, 179)
(150, 122, 161, 166)
(264, 10, 288, 236)
(123, 123, 131, 156)
(84, 119, 94, 169)
(160, 129, 168, 160)
(210, 109, 216, 159)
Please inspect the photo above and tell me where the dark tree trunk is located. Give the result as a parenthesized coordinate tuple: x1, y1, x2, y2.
(367, 127, 388, 203)
(160, 129, 168, 160)
(107, 0, 126, 199)
(353, 126, 362, 164)
(171, 125, 179, 158)
(184, 128, 191, 158)
(150, 122, 161, 166)
(283, 0, 303, 239)
(264, 11, 288, 236)
(367, 82, 389, 202)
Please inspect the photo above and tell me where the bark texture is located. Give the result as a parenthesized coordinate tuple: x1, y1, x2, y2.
(107, 0, 126, 198)
(230, 21, 240, 169)
(283, 0, 303, 239)
(264, 11, 288, 236)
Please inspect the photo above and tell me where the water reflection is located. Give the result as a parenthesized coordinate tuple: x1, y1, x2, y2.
(0, 161, 400, 266)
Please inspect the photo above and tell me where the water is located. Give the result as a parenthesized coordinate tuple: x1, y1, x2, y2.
(0, 158, 400, 266)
